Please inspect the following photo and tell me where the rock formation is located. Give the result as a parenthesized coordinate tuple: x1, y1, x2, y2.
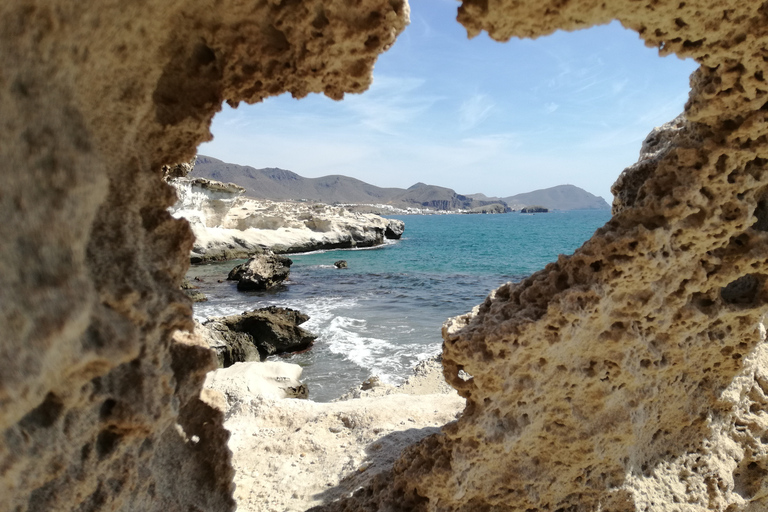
(204, 361, 309, 400)
(520, 205, 549, 213)
(0, 1, 407, 511)
(208, 307, 317, 361)
(169, 176, 405, 262)
(313, 2, 768, 511)
(227, 250, 293, 291)
(384, 221, 405, 239)
(203, 357, 464, 512)
(4, 0, 768, 511)
(196, 320, 262, 368)
(181, 277, 208, 302)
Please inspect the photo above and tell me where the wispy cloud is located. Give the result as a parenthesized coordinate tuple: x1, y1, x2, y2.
(459, 93, 494, 130)
(342, 75, 443, 135)
(460, 132, 523, 150)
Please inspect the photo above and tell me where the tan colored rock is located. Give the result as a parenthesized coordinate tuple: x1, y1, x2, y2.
(5, 0, 768, 510)
(336, 356, 458, 401)
(220, 384, 464, 512)
(0, 1, 408, 511)
(205, 361, 309, 400)
(314, 1, 768, 511)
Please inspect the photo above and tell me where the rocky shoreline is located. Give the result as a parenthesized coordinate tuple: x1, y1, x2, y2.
(198, 353, 464, 512)
(168, 176, 404, 263)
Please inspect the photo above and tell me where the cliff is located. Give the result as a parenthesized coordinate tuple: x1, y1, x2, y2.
(3, 0, 768, 512)
(169, 177, 404, 262)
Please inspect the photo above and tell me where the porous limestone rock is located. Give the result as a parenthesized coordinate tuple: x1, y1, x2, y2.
(214, 364, 464, 512)
(0, 1, 408, 511)
(162, 160, 195, 180)
(7, 0, 768, 510)
(312, 1, 768, 511)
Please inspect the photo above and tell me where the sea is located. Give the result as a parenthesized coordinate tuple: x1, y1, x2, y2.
(188, 210, 612, 402)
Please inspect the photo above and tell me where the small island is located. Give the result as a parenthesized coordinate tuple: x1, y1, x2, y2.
(520, 205, 549, 213)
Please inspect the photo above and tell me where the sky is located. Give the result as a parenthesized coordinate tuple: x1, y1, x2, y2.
(198, 0, 700, 202)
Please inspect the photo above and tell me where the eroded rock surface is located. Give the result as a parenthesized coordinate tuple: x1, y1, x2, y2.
(205, 359, 464, 512)
(169, 176, 405, 262)
(0, 1, 407, 510)
(208, 307, 318, 361)
(196, 320, 261, 368)
(227, 250, 293, 291)
(6, 0, 768, 510)
(314, 1, 768, 511)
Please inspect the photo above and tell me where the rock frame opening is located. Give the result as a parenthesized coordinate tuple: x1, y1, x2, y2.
(2, 0, 768, 511)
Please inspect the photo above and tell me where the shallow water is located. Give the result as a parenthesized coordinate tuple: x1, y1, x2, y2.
(190, 210, 612, 401)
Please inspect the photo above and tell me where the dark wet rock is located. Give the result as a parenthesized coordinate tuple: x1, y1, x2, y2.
(334, 260, 348, 269)
(197, 321, 260, 367)
(385, 219, 404, 239)
(227, 249, 292, 291)
(181, 278, 208, 302)
(209, 306, 317, 361)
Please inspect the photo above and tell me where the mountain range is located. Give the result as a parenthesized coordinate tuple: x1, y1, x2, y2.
(191, 155, 611, 211)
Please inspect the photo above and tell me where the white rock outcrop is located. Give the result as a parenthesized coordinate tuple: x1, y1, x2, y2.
(204, 361, 308, 400)
(169, 177, 405, 262)
(202, 357, 464, 512)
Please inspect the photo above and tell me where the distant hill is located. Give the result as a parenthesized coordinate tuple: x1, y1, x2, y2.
(192, 156, 403, 204)
(399, 182, 482, 210)
(191, 156, 502, 211)
(503, 185, 610, 210)
(191, 156, 609, 211)
(465, 192, 505, 203)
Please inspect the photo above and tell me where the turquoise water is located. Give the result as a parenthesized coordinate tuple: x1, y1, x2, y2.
(191, 210, 612, 401)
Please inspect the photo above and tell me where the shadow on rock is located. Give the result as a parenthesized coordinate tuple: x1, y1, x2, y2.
(306, 426, 444, 510)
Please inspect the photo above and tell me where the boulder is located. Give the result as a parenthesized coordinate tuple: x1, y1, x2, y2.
(211, 307, 317, 360)
(180, 278, 208, 302)
(333, 260, 348, 269)
(384, 219, 404, 239)
(204, 361, 308, 400)
(227, 250, 292, 291)
(196, 321, 260, 367)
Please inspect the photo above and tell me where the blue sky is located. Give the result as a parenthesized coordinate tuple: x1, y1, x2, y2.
(198, 0, 699, 201)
